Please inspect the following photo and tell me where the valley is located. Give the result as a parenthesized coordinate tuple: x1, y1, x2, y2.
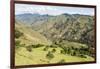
(15, 13, 95, 66)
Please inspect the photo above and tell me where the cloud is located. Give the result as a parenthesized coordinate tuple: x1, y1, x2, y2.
(15, 4, 94, 16)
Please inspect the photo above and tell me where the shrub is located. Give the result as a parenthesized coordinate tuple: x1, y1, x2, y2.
(15, 40, 21, 49)
(58, 59, 66, 63)
(50, 45, 57, 48)
(71, 51, 76, 56)
(67, 48, 71, 54)
(15, 29, 23, 38)
(60, 49, 66, 54)
(32, 44, 44, 48)
(20, 44, 26, 47)
(51, 48, 56, 53)
(46, 51, 54, 60)
(60, 47, 70, 55)
(43, 46, 49, 51)
(36, 44, 44, 47)
(26, 46, 32, 52)
(78, 54, 86, 58)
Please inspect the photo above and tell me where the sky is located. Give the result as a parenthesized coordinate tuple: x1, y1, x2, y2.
(15, 4, 95, 16)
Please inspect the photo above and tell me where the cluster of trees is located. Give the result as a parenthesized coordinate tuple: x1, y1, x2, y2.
(42, 42, 90, 58)
(49, 40, 93, 58)
(43, 45, 57, 52)
(60, 46, 89, 58)
(15, 29, 24, 50)
(25, 41, 91, 58)
(26, 44, 44, 52)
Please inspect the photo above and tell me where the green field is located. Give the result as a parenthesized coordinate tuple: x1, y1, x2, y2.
(15, 42, 94, 66)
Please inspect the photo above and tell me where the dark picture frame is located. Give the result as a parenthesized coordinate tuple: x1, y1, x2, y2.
(10, 0, 96, 69)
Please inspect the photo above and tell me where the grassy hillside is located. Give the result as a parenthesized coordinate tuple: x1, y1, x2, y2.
(15, 21, 51, 45)
(15, 41, 94, 66)
(32, 14, 94, 47)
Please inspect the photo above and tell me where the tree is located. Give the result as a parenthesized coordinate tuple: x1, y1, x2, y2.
(26, 46, 32, 52)
(32, 44, 44, 48)
(71, 51, 76, 56)
(52, 48, 56, 53)
(15, 29, 23, 38)
(46, 51, 54, 60)
(15, 40, 21, 49)
(50, 45, 57, 48)
(60, 49, 66, 54)
(43, 46, 49, 51)
(67, 48, 71, 54)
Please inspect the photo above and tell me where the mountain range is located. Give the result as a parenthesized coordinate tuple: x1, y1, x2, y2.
(15, 13, 95, 65)
(16, 13, 94, 48)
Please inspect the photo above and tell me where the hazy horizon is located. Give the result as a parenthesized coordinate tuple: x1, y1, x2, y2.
(15, 4, 95, 16)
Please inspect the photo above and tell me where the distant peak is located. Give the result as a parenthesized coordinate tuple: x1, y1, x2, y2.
(62, 13, 71, 16)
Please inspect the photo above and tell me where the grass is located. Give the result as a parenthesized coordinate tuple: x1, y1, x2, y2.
(15, 22, 51, 46)
(15, 45, 94, 66)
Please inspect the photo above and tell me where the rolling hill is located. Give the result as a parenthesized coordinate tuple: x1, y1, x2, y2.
(31, 14, 94, 48)
(15, 13, 95, 66)
(15, 20, 51, 46)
